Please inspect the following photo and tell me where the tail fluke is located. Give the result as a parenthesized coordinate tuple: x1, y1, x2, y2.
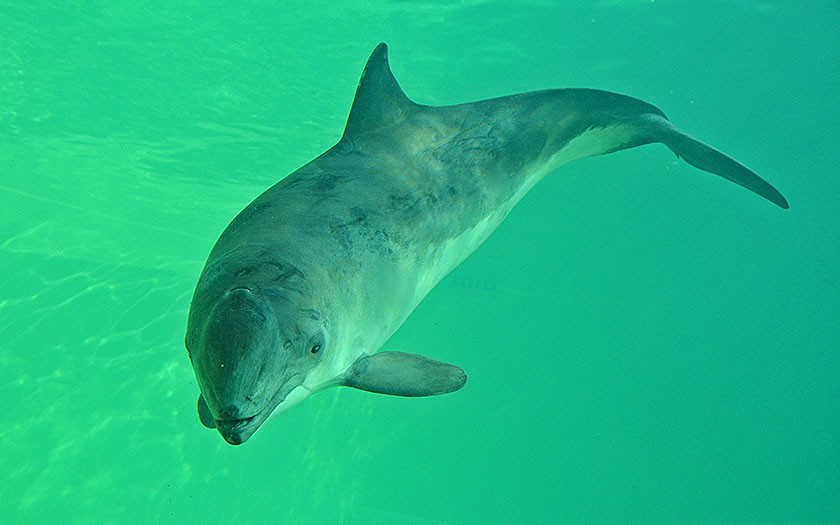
(644, 114, 789, 209)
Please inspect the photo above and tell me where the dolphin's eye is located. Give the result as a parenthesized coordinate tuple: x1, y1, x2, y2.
(311, 344, 321, 354)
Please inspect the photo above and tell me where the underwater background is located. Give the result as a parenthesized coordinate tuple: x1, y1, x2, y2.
(1, 1, 838, 523)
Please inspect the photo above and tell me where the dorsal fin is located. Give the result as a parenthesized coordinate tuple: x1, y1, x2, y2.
(342, 43, 416, 140)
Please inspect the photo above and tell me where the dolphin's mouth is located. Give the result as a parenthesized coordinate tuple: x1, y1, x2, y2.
(215, 414, 259, 445)
(212, 374, 304, 445)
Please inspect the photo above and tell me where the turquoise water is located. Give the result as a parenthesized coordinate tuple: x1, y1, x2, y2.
(2, 1, 838, 523)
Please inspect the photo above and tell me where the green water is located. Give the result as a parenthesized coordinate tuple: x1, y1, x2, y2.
(2, 1, 838, 523)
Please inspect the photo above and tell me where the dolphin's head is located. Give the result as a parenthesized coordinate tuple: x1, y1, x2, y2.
(186, 256, 329, 445)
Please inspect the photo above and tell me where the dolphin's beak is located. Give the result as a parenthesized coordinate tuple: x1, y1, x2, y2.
(212, 383, 295, 445)
(216, 416, 259, 445)
(209, 382, 311, 445)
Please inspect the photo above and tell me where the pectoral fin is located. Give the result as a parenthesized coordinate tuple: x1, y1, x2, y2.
(197, 394, 216, 429)
(344, 351, 467, 397)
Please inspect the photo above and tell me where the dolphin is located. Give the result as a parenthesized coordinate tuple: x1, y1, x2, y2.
(185, 43, 787, 445)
